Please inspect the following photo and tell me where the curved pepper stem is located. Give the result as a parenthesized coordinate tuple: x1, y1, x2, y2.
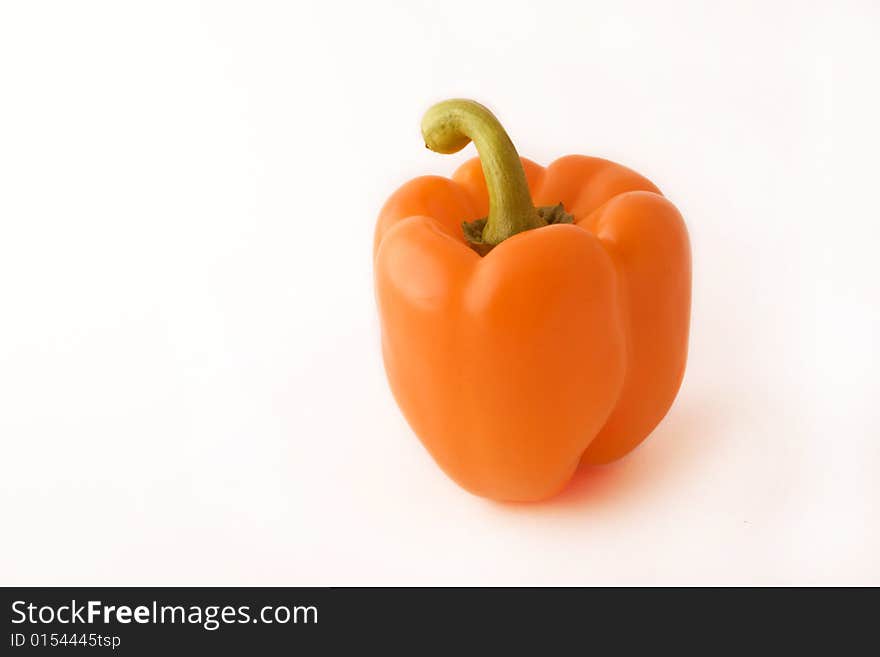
(421, 99, 547, 253)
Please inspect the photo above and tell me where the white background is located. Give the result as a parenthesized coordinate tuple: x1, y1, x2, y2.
(1, 1, 877, 585)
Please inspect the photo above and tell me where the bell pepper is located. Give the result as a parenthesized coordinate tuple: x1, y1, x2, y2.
(374, 99, 691, 502)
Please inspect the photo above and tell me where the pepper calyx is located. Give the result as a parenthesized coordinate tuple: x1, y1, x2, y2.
(463, 203, 573, 255)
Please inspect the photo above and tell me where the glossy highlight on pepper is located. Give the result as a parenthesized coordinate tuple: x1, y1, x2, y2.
(374, 99, 691, 502)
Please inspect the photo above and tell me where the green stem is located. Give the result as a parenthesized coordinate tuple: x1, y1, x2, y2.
(421, 99, 546, 252)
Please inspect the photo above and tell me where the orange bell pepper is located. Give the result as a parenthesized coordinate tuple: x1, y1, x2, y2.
(374, 99, 691, 502)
